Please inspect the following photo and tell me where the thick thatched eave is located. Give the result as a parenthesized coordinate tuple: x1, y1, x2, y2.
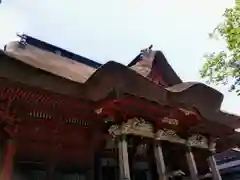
(1, 46, 240, 130)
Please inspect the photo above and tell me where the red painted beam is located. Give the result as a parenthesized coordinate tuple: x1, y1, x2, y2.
(0, 81, 92, 111)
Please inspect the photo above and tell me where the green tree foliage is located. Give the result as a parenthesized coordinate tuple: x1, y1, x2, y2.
(200, 3, 240, 95)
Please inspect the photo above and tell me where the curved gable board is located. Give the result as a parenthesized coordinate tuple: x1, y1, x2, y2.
(84, 61, 168, 103)
(152, 51, 182, 85)
(128, 51, 182, 87)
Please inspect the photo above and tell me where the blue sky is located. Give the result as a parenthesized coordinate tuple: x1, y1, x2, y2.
(0, 0, 239, 115)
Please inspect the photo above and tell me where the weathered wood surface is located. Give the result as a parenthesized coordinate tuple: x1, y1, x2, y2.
(5, 42, 160, 84)
(1, 43, 240, 130)
(5, 41, 96, 83)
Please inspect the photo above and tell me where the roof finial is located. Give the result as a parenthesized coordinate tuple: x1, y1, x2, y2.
(140, 44, 155, 61)
(16, 32, 27, 48)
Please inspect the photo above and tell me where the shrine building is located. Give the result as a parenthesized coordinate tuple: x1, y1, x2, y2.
(0, 34, 240, 180)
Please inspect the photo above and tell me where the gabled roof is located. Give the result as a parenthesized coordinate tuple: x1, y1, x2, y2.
(1, 37, 240, 132)
(11, 35, 182, 87)
(84, 61, 240, 130)
(128, 51, 182, 86)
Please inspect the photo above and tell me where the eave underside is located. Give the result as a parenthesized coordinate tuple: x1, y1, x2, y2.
(0, 55, 240, 176)
(0, 51, 239, 131)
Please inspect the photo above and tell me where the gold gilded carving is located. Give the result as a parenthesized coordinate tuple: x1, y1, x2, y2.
(179, 108, 195, 116)
(122, 118, 154, 138)
(187, 134, 208, 149)
(208, 137, 218, 152)
(108, 124, 120, 138)
(162, 117, 179, 126)
(108, 117, 154, 138)
(156, 129, 186, 144)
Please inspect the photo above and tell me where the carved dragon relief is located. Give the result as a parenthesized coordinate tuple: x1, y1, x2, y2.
(156, 130, 210, 149)
(108, 117, 154, 138)
(108, 117, 213, 150)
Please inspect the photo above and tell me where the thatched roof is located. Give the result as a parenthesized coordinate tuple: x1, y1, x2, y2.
(1, 41, 240, 130)
(5, 42, 96, 83)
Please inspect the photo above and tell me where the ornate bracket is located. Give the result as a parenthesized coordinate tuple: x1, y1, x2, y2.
(156, 129, 186, 144)
(187, 134, 208, 149)
(108, 124, 120, 139)
(161, 117, 179, 126)
(108, 117, 154, 138)
(108, 117, 214, 151)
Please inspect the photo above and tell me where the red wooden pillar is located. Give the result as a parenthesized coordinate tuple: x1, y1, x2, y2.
(0, 139, 16, 180)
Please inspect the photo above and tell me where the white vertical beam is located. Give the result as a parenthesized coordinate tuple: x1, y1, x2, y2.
(208, 153, 222, 180)
(186, 147, 199, 180)
(154, 142, 167, 180)
(118, 135, 131, 180)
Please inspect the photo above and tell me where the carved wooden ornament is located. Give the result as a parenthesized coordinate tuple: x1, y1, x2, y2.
(156, 129, 186, 144)
(140, 45, 156, 62)
(179, 108, 195, 116)
(187, 134, 208, 149)
(161, 117, 179, 126)
(108, 117, 154, 138)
